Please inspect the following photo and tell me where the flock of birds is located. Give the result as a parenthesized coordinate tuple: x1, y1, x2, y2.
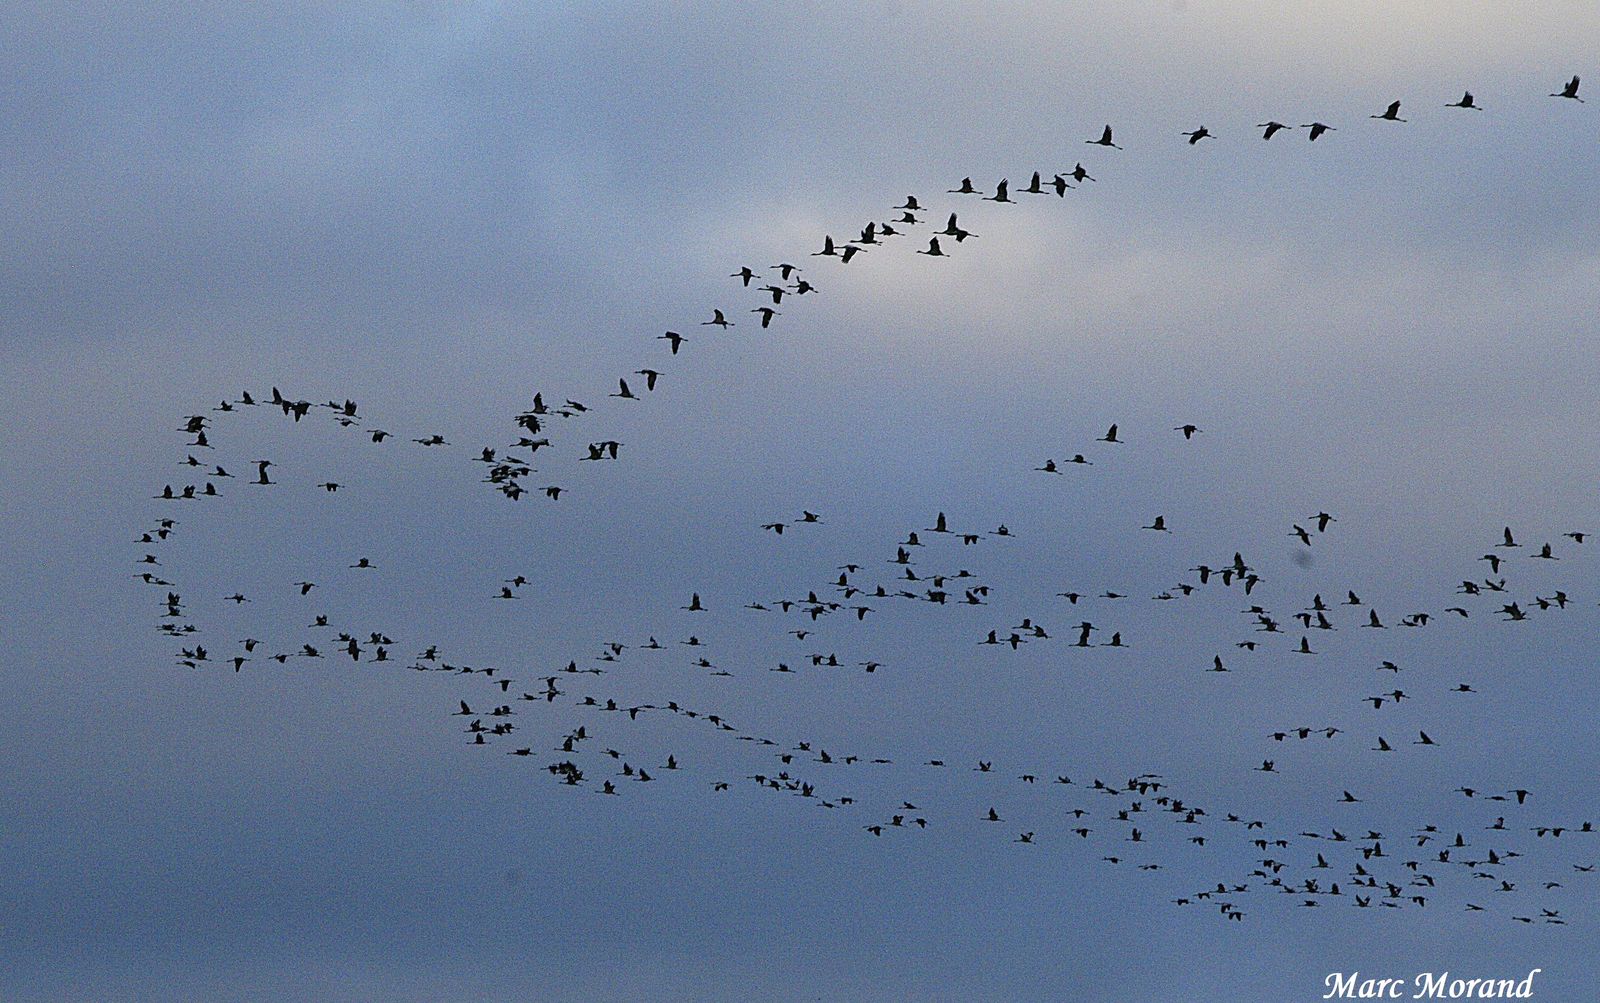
(137, 77, 1598, 928)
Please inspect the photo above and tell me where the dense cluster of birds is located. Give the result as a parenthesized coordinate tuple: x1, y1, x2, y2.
(136, 77, 1597, 928)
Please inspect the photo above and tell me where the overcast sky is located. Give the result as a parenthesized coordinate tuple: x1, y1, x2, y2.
(5, 4, 1600, 1000)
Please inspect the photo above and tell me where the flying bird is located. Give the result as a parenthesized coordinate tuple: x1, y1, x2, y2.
(1371, 100, 1406, 122)
(1551, 75, 1582, 101)
(1087, 125, 1121, 149)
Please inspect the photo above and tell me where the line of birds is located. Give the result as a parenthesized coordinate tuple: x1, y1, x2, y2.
(447, 76, 1591, 504)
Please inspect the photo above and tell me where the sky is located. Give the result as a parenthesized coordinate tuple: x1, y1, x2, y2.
(5, 4, 1600, 1000)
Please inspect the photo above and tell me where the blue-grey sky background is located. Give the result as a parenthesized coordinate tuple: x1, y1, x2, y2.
(5, 4, 1600, 1000)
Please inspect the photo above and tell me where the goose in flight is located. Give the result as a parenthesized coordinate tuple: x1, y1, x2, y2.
(1087, 125, 1121, 149)
(1371, 100, 1406, 122)
(1551, 75, 1582, 101)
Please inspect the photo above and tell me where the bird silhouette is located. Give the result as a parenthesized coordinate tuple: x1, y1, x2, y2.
(1087, 125, 1121, 149)
(1371, 100, 1406, 122)
(1551, 75, 1582, 101)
